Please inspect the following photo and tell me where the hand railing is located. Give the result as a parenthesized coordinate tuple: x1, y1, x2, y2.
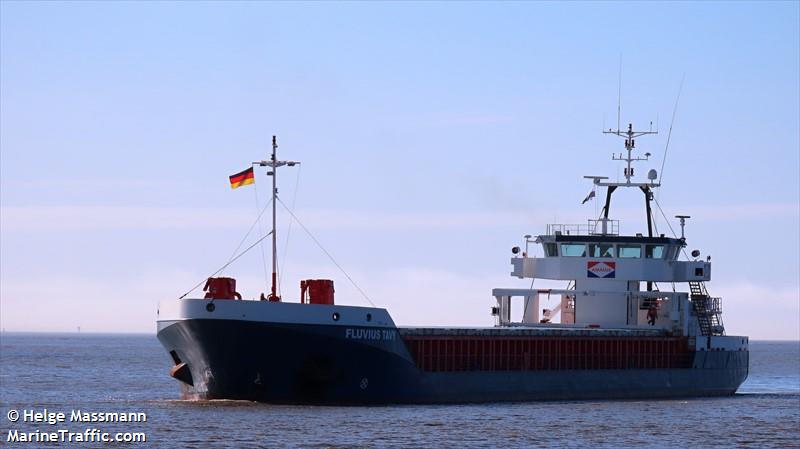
(547, 219, 620, 236)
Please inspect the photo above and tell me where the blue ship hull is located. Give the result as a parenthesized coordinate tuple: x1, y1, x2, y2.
(157, 318, 749, 404)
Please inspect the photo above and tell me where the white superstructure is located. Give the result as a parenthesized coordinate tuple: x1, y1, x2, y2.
(491, 123, 725, 339)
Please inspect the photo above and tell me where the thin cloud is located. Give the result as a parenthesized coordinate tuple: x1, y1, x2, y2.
(1, 202, 796, 232)
(0, 206, 247, 231)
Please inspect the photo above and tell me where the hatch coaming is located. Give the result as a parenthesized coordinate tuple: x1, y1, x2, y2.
(400, 333, 694, 372)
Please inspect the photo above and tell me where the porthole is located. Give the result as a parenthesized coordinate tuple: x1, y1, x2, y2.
(332, 312, 340, 321)
(206, 303, 216, 312)
(366, 313, 372, 322)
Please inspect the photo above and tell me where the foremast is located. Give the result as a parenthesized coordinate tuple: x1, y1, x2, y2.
(254, 136, 299, 301)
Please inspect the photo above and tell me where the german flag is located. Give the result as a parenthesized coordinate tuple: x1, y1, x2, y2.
(229, 167, 255, 189)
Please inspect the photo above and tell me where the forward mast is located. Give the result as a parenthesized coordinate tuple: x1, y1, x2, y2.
(254, 136, 299, 302)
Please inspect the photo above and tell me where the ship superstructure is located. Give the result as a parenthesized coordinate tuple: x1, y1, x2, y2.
(495, 123, 724, 339)
(157, 125, 748, 404)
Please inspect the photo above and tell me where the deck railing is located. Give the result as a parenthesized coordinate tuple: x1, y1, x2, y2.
(547, 219, 620, 236)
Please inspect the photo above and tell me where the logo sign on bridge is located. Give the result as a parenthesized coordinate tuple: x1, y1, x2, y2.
(587, 261, 616, 278)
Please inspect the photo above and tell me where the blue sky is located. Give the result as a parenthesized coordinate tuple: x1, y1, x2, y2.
(1, 2, 798, 338)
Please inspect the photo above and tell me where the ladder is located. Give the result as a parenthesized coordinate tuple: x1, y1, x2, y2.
(688, 281, 724, 336)
(689, 281, 706, 297)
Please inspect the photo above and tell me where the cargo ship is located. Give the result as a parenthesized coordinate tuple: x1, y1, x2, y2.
(157, 127, 749, 404)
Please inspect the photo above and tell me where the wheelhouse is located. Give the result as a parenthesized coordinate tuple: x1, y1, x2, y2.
(538, 235, 684, 260)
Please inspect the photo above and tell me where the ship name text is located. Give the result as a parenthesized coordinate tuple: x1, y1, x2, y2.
(344, 328, 396, 341)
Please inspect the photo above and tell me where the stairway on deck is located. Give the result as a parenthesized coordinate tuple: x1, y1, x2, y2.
(689, 281, 725, 336)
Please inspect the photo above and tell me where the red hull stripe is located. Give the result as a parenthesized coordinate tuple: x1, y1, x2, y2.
(402, 336, 693, 372)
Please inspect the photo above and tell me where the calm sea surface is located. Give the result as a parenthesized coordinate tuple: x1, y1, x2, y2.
(1, 334, 798, 448)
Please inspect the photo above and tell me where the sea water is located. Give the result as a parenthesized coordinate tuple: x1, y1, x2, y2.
(1, 334, 798, 448)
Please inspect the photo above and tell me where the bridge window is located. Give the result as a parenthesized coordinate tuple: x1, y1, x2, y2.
(646, 245, 665, 259)
(543, 243, 558, 257)
(617, 244, 642, 258)
(561, 243, 586, 257)
(588, 243, 615, 258)
(666, 245, 680, 260)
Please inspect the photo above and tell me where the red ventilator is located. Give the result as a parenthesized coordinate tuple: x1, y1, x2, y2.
(300, 279, 335, 305)
(203, 277, 242, 300)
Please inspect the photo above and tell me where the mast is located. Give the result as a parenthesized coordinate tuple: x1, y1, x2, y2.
(255, 135, 299, 301)
(606, 123, 657, 186)
(271, 136, 278, 301)
(589, 123, 659, 224)
(591, 123, 660, 291)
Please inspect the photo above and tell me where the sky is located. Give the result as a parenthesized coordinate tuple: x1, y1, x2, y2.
(1, 1, 798, 339)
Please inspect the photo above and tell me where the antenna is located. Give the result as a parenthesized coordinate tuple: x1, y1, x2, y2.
(617, 54, 622, 133)
(659, 74, 685, 187)
(595, 69, 661, 226)
(603, 59, 658, 184)
(675, 215, 690, 239)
